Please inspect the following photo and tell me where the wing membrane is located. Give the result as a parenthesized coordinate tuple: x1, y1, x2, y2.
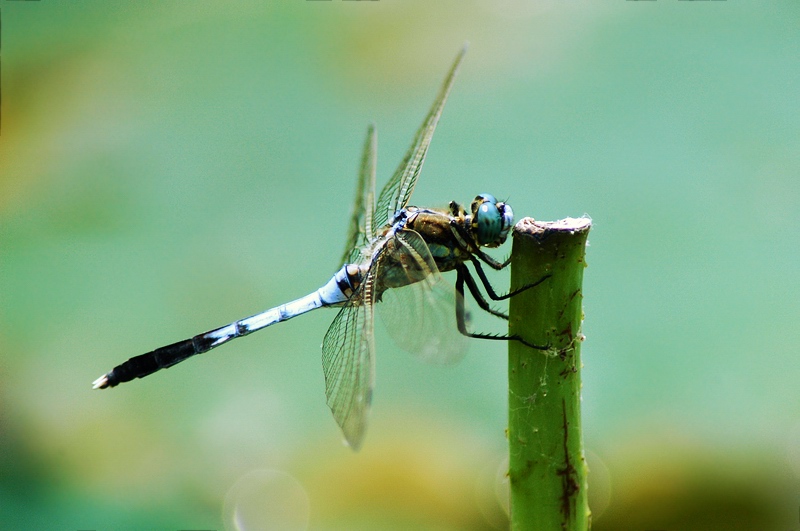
(325, 47, 469, 449)
(340, 124, 378, 267)
(377, 230, 468, 365)
(373, 45, 467, 230)
(321, 262, 378, 450)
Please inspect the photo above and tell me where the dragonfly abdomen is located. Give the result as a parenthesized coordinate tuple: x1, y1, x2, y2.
(95, 334, 216, 388)
(93, 265, 366, 389)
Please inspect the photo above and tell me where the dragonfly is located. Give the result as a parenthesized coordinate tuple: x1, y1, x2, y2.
(92, 46, 548, 450)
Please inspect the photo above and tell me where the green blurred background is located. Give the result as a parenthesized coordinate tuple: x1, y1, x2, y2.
(1, 1, 798, 529)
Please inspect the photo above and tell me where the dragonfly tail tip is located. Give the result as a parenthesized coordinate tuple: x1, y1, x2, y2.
(92, 374, 109, 390)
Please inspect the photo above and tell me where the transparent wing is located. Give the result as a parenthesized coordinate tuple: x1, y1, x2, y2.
(377, 230, 468, 365)
(373, 45, 467, 230)
(340, 124, 378, 267)
(321, 262, 378, 450)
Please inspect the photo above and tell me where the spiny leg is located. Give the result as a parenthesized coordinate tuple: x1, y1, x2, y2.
(455, 267, 549, 351)
(447, 219, 508, 271)
(456, 263, 508, 319)
(469, 256, 551, 301)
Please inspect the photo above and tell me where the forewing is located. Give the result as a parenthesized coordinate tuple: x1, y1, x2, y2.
(377, 230, 468, 365)
(373, 45, 467, 230)
(340, 124, 378, 267)
(321, 264, 377, 450)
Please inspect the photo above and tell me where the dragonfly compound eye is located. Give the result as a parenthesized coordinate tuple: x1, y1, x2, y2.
(471, 194, 509, 247)
(497, 201, 513, 245)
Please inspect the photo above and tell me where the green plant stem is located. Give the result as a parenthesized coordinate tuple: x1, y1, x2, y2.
(508, 217, 592, 530)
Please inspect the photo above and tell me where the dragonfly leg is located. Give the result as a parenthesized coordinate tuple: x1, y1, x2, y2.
(448, 219, 508, 270)
(456, 263, 508, 319)
(469, 256, 551, 301)
(474, 249, 507, 270)
(455, 267, 549, 351)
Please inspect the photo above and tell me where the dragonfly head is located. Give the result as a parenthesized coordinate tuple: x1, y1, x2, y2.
(470, 194, 514, 248)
